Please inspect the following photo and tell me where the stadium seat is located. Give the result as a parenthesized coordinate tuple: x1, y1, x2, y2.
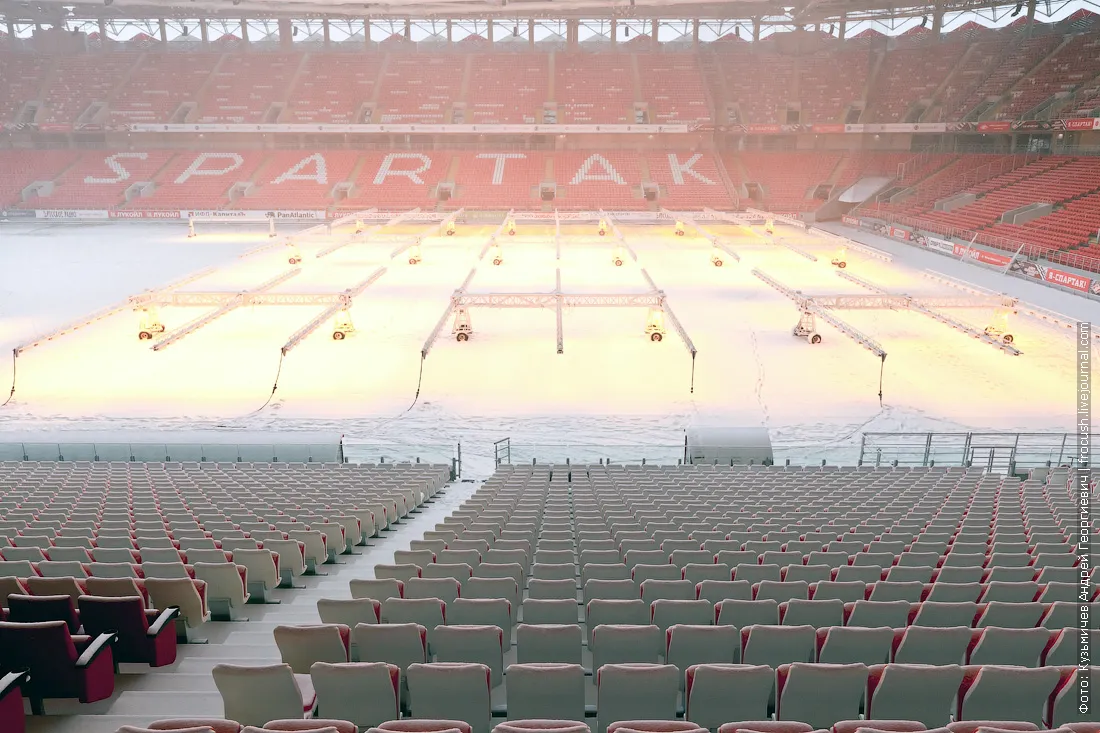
(685, 663, 773, 729)
(505, 663, 585, 721)
(212, 663, 317, 727)
(78, 594, 179, 666)
(308, 661, 399, 729)
(515, 623, 583, 665)
(596, 663, 680, 733)
(274, 624, 351, 673)
(0, 620, 116, 713)
(406, 663, 492, 733)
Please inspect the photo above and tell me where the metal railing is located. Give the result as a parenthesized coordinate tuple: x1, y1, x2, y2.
(0, 440, 459, 470)
(866, 211, 1100, 274)
(859, 431, 1076, 474)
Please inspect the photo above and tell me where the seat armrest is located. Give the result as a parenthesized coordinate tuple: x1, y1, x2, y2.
(76, 633, 117, 668)
(0, 670, 29, 699)
(147, 606, 181, 636)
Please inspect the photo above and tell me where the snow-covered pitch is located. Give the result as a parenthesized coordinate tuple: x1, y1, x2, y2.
(0, 216, 1094, 474)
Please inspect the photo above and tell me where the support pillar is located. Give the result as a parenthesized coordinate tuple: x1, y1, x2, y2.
(404, 19, 411, 40)
(692, 18, 700, 45)
(322, 18, 330, 46)
(241, 20, 249, 43)
(610, 18, 617, 45)
(567, 19, 579, 47)
(278, 18, 292, 48)
(932, 8, 943, 35)
(752, 17, 761, 41)
(651, 18, 659, 45)
(838, 18, 847, 39)
(529, 19, 535, 47)
(446, 19, 452, 42)
(487, 18, 493, 42)
(158, 18, 167, 43)
(1026, 0, 1037, 36)
(200, 18, 208, 44)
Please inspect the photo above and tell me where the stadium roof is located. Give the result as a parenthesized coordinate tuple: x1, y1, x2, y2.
(0, 0, 1059, 22)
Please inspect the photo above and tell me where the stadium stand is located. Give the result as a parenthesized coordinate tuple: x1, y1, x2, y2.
(636, 53, 712, 125)
(556, 52, 637, 124)
(284, 54, 383, 124)
(2, 459, 1094, 732)
(376, 54, 465, 124)
(731, 152, 841, 213)
(106, 53, 223, 127)
(862, 40, 966, 123)
(467, 53, 549, 124)
(798, 48, 869, 124)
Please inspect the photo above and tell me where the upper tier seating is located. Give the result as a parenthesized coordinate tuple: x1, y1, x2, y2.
(0, 53, 51, 125)
(376, 54, 464, 124)
(38, 54, 139, 125)
(995, 33, 1100, 119)
(467, 53, 548, 124)
(799, 49, 869, 124)
(108, 53, 222, 126)
(197, 53, 303, 123)
(636, 53, 711, 125)
(945, 35, 1061, 120)
(714, 45, 795, 124)
(863, 41, 966, 123)
(556, 52, 636, 124)
(285, 54, 382, 124)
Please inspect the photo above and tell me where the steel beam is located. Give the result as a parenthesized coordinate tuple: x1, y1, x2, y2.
(665, 208, 742, 263)
(329, 208, 378, 230)
(280, 266, 388, 355)
(422, 267, 479, 359)
(390, 208, 466, 260)
(752, 268, 887, 358)
(317, 208, 421, 259)
(15, 266, 219, 355)
(555, 269, 564, 355)
(659, 297, 697, 357)
(554, 209, 562, 261)
(455, 292, 662, 308)
(838, 270, 1022, 356)
(809, 227, 892, 262)
(477, 209, 516, 260)
(151, 268, 300, 352)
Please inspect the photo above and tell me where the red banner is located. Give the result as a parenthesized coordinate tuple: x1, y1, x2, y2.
(889, 226, 910, 241)
(814, 124, 847, 134)
(841, 215, 861, 226)
(953, 243, 1011, 266)
(976, 121, 1013, 132)
(1044, 266, 1090, 292)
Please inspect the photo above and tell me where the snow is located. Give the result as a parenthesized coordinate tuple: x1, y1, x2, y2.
(0, 217, 1093, 477)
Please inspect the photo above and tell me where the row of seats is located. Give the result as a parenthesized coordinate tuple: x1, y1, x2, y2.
(300, 463, 1089, 733)
(208, 655, 1089, 733)
(872, 155, 1100, 256)
(114, 717, 1100, 733)
(2, 24, 1098, 127)
(0, 149, 736, 211)
(278, 611, 1085, 672)
(0, 461, 449, 716)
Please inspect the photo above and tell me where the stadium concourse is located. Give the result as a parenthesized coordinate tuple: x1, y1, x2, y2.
(0, 460, 1096, 733)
